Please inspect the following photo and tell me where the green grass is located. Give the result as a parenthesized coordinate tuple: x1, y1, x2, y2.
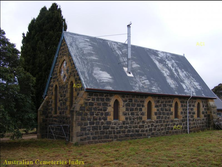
(1, 130, 222, 167)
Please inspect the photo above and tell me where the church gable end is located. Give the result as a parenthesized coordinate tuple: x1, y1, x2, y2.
(38, 39, 84, 139)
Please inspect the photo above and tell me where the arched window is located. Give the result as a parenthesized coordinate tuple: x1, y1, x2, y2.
(113, 99, 119, 120)
(197, 102, 200, 118)
(143, 97, 156, 121)
(174, 101, 178, 119)
(147, 101, 152, 119)
(70, 81, 73, 110)
(54, 85, 58, 114)
(107, 95, 125, 121)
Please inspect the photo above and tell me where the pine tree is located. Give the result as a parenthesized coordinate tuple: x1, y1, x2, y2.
(21, 3, 67, 111)
(0, 28, 36, 139)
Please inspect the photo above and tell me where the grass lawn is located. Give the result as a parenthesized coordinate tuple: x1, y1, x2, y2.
(1, 130, 222, 167)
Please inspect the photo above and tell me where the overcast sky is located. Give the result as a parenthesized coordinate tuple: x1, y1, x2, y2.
(1, 1, 221, 89)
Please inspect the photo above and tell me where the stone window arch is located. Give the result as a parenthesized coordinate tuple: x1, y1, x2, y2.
(142, 96, 156, 120)
(107, 95, 125, 121)
(197, 102, 200, 118)
(53, 84, 58, 115)
(171, 98, 182, 119)
(113, 99, 119, 120)
(147, 101, 152, 119)
(70, 81, 74, 110)
(57, 56, 71, 84)
(68, 77, 76, 114)
(194, 100, 203, 118)
(174, 101, 179, 119)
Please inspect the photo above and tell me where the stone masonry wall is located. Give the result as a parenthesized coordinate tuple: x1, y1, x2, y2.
(38, 39, 212, 143)
(74, 92, 209, 144)
(38, 39, 83, 139)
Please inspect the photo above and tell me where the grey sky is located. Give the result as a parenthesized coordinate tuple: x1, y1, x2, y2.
(1, 1, 221, 89)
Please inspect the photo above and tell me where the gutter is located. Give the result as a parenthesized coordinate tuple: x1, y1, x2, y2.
(187, 91, 192, 134)
(85, 88, 215, 99)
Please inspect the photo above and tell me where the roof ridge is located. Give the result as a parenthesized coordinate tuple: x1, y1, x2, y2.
(64, 31, 184, 57)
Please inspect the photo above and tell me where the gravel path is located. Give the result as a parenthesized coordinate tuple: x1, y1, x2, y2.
(1, 134, 37, 141)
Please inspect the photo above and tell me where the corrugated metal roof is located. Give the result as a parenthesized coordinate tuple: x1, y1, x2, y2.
(43, 31, 217, 98)
(62, 31, 215, 98)
(214, 95, 222, 110)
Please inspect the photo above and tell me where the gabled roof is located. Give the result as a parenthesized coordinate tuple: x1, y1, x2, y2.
(214, 95, 222, 110)
(43, 31, 216, 99)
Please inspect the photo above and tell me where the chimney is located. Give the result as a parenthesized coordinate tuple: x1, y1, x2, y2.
(127, 22, 132, 74)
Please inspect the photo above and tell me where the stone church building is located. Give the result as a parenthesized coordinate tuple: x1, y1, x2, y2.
(38, 25, 217, 144)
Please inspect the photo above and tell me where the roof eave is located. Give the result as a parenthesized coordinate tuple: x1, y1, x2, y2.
(85, 88, 216, 99)
(42, 32, 64, 98)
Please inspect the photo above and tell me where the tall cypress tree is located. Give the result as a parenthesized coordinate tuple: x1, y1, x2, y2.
(21, 3, 67, 111)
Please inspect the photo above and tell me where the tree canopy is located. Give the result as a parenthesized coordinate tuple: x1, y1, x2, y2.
(21, 3, 67, 111)
(212, 83, 222, 99)
(0, 28, 36, 139)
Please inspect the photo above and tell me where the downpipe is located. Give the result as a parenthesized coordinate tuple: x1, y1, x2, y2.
(187, 91, 192, 134)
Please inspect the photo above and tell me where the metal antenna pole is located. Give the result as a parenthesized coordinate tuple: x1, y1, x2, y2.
(127, 22, 132, 74)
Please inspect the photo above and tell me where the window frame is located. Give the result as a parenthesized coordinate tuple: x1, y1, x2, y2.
(143, 97, 156, 121)
(107, 95, 125, 121)
(174, 101, 178, 119)
(54, 84, 58, 115)
(57, 56, 70, 85)
(113, 99, 119, 120)
(171, 98, 182, 120)
(68, 77, 76, 114)
(147, 101, 152, 120)
(69, 81, 74, 110)
(194, 100, 203, 119)
(197, 102, 200, 118)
